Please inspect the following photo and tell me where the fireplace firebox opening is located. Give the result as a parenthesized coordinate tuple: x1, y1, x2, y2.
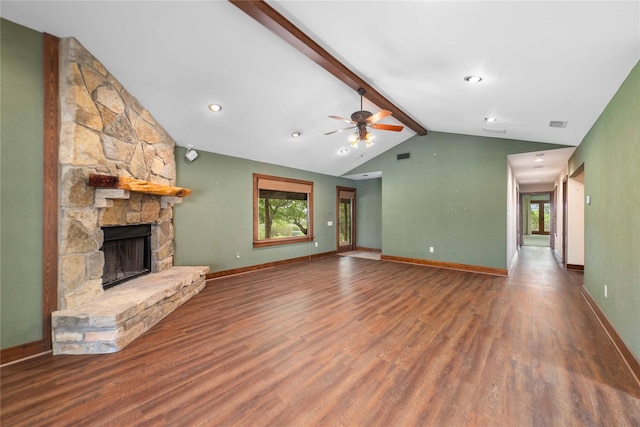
(101, 224, 152, 289)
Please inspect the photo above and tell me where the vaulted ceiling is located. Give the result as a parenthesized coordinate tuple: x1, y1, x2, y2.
(2, 1, 638, 181)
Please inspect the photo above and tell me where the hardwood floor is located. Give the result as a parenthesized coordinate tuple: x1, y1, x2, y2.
(2, 247, 639, 426)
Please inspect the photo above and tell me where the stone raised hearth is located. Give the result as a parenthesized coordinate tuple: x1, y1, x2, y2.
(53, 266, 208, 354)
(53, 37, 207, 354)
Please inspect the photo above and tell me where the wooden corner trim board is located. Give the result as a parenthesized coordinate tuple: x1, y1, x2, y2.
(381, 255, 508, 276)
(206, 251, 337, 280)
(580, 286, 640, 387)
(88, 174, 192, 197)
(42, 32, 60, 355)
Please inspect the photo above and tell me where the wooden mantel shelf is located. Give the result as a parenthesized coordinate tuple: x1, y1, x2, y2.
(89, 174, 192, 208)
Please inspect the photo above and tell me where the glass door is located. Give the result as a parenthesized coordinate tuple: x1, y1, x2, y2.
(337, 187, 356, 252)
(530, 201, 551, 235)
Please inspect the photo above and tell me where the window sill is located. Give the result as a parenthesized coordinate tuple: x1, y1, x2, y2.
(253, 235, 315, 248)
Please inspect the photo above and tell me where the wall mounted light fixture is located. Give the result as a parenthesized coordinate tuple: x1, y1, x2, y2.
(185, 145, 199, 162)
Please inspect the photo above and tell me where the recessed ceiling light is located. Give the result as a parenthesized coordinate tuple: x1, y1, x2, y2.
(339, 148, 349, 154)
(208, 104, 222, 112)
(484, 117, 497, 122)
(291, 131, 301, 138)
(535, 154, 545, 162)
(464, 75, 483, 83)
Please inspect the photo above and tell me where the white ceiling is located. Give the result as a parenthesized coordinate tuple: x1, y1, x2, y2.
(2, 1, 638, 182)
(508, 146, 576, 186)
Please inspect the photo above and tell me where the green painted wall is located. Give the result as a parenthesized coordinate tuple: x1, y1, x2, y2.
(355, 178, 382, 250)
(1, 19, 44, 349)
(173, 147, 355, 272)
(569, 61, 640, 360)
(347, 132, 567, 269)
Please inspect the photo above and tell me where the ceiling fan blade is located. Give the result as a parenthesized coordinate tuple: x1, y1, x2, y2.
(370, 123, 404, 132)
(324, 126, 356, 136)
(366, 109, 392, 124)
(329, 115, 355, 124)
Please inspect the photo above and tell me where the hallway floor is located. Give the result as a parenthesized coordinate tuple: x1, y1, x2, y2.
(523, 234, 551, 247)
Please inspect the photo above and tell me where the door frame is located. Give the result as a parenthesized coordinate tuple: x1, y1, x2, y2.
(336, 186, 356, 253)
(550, 188, 556, 249)
(519, 191, 554, 245)
(530, 200, 551, 235)
(562, 176, 568, 267)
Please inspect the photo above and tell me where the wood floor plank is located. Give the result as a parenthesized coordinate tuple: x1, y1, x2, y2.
(2, 247, 639, 426)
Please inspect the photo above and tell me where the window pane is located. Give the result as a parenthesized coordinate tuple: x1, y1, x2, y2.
(259, 193, 308, 240)
(339, 199, 351, 245)
(254, 173, 314, 246)
(544, 203, 551, 232)
(530, 203, 539, 232)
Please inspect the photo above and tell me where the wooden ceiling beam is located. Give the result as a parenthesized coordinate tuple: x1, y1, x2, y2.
(229, 0, 427, 136)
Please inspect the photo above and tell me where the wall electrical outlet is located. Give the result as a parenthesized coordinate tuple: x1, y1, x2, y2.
(236, 252, 240, 259)
(429, 246, 434, 253)
(604, 284, 608, 298)
(314, 242, 318, 247)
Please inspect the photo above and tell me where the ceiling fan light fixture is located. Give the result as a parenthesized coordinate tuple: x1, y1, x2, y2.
(349, 133, 359, 147)
(327, 89, 403, 150)
(365, 132, 375, 147)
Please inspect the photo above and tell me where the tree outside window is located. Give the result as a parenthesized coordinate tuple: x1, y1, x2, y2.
(253, 174, 314, 247)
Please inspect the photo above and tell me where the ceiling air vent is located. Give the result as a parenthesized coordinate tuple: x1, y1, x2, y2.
(397, 153, 411, 160)
(482, 127, 506, 134)
(549, 120, 568, 128)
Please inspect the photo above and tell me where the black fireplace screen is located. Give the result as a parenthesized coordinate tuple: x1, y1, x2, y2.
(101, 224, 151, 289)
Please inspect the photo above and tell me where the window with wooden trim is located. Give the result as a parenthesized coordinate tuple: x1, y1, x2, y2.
(253, 173, 314, 247)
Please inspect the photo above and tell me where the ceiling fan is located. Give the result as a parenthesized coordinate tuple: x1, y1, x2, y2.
(325, 88, 404, 147)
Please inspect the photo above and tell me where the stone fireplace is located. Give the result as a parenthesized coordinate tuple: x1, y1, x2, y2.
(51, 37, 207, 354)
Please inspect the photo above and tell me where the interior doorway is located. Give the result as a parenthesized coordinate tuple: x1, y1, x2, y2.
(336, 187, 356, 253)
(521, 192, 553, 247)
(564, 167, 585, 270)
(562, 176, 568, 266)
